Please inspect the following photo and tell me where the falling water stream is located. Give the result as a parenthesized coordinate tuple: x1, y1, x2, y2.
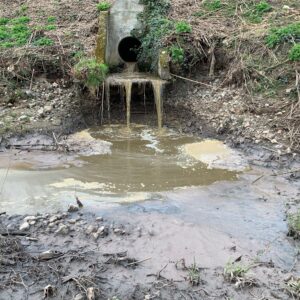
(105, 64, 165, 128)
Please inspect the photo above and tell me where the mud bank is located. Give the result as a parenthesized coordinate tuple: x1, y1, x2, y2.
(1, 165, 300, 299)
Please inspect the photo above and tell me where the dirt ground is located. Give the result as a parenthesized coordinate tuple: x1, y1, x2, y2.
(1, 1, 300, 299)
(0, 184, 299, 300)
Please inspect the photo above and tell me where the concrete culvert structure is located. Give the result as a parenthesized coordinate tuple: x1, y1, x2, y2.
(118, 37, 141, 62)
(105, 0, 144, 66)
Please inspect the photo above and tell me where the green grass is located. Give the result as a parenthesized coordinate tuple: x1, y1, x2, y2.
(170, 45, 184, 64)
(224, 260, 251, 282)
(289, 44, 300, 61)
(34, 37, 54, 46)
(74, 58, 109, 90)
(0, 14, 57, 48)
(96, 1, 111, 11)
(10, 16, 31, 24)
(266, 23, 300, 48)
(203, 0, 222, 11)
(47, 16, 57, 23)
(244, 1, 272, 23)
(288, 210, 300, 237)
(188, 260, 201, 286)
(0, 17, 9, 25)
(44, 25, 57, 31)
(175, 21, 192, 34)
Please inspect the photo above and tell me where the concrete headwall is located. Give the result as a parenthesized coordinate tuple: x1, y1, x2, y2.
(105, 0, 144, 66)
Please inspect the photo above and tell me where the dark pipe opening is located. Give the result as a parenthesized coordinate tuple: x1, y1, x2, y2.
(118, 37, 141, 62)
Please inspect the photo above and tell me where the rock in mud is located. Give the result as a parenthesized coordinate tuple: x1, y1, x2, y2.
(114, 228, 126, 235)
(43, 284, 55, 298)
(49, 215, 62, 223)
(86, 225, 97, 235)
(19, 221, 30, 231)
(86, 287, 95, 300)
(24, 216, 36, 222)
(97, 225, 109, 237)
(68, 204, 79, 212)
(55, 224, 69, 235)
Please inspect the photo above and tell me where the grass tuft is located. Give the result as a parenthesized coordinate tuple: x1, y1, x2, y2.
(96, 2, 111, 11)
(74, 58, 109, 91)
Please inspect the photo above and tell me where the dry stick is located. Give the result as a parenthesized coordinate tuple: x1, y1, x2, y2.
(126, 257, 151, 267)
(0, 156, 11, 196)
(251, 174, 264, 184)
(101, 82, 105, 125)
(157, 263, 168, 279)
(71, 278, 87, 293)
(29, 68, 35, 90)
(170, 73, 216, 88)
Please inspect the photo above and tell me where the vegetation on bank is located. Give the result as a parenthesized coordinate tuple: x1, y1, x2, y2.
(0, 11, 56, 48)
(74, 58, 109, 93)
(288, 210, 300, 239)
(133, 0, 197, 71)
(96, 1, 111, 12)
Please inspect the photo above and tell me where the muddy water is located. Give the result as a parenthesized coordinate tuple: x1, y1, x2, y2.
(0, 125, 298, 272)
(0, 125, 239, 213)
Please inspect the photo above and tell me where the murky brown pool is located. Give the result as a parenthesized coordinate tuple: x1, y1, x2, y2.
(0, 125, 245, 213)
(1, 125, 299, 272)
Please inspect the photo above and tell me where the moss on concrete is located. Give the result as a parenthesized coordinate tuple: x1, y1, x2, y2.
(95, 11, 108, 64)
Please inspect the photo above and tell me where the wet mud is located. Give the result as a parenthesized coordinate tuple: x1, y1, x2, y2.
(0, 125, 300, 299)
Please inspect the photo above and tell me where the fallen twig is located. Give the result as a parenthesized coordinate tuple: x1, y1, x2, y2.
(126, 257, 151, 267)
(171, 73, 216, 88)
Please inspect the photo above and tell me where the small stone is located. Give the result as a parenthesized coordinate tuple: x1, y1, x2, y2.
(28, 220, 36, 225)
(24, 216, 36, 222)
(37, 108, 44, 117)
(96, 217, 103, 222)
(44, 105, 52, 114)
(86, 287, 95, 300)
(68, 219, 76, 224)
(97, 226, 109, 237)
(19, 222, 30, 231)
(92, 232, 99, 240)
(49, 215, 60, 223)
(86, 225, 97, 235)
(113, 228, 125, 235)
(55, 224, 69, 235)
(68, 204, 79, 212)
(48, 222, 56, 228)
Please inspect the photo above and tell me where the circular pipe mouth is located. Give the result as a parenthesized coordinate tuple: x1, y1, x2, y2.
(118, 36, 141, 62)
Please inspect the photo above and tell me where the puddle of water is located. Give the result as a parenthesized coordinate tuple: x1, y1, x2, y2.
(182, 140, 248, 171)
(0, 125, 239, 213)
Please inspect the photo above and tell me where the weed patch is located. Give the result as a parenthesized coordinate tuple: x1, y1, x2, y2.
(187, 260, 201, 286)
(170, 46, 184, 64)
(74, 58, 109, 92)
(96, 2, 111, 11)
(134, 0, 196, 70)
(175, 21, 192, 34)
(203, 0, 222, 11)
(224, 260, 257, 288)
(286, 277, 300, 298)
(244, 1, 272, 23)
(288, 210, 300, 238)
(34, 37, 54, 46)
(266, 23, 300, 48)
(0, 13, 57, 48)
(289, 44, 300, 61)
